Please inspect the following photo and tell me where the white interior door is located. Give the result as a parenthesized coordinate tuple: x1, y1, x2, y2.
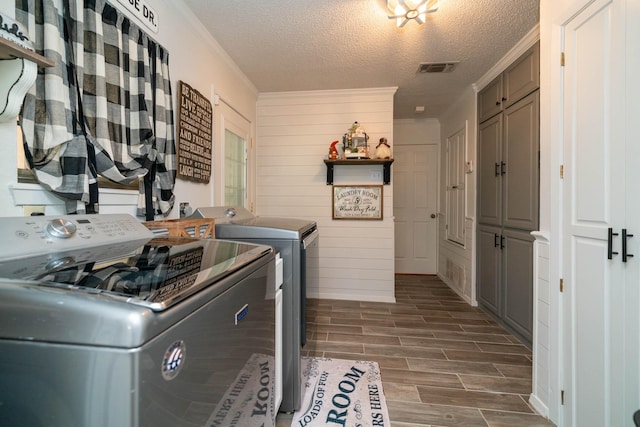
(394, 144, 438, 274)
(623, 0, 640, 420)
(561, 0, 633, 425)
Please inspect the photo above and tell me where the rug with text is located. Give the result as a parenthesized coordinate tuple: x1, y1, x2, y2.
(291, 357, 390, 427)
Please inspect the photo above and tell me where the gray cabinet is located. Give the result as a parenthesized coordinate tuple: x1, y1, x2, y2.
(503, 92, 540, 230)
(502, 228, 534, 341)
(478, 42, 540, 123)
(477, 225, 534, 343)
(477, 224, 502, 315)
(476, 43, 539, 345)
(478, 75, 503, 124)
(478, 114, 502, 226)
(478, 92, 539, 230)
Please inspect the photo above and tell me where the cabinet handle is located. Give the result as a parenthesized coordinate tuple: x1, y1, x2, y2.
(608, 227, 619, 259)
(502, 97, 507, 102)
(495, 100, 501, 106)
(494, 233, 500, 248)
(500, 235, 505, 249)
(495, 163, 500, 176)
(501, 161, 506, 175)
(622, 229, 634, 262)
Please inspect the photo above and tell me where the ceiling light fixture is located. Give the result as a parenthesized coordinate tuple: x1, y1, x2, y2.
(387, 0, 439, 28)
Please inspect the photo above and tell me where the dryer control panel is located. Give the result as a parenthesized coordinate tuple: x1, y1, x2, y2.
(0, 214, 153, 261)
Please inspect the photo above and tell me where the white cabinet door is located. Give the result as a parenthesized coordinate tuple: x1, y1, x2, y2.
(562, 0, 639, 425)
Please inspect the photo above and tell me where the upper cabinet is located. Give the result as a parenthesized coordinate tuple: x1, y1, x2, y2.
(478, 42, 540, 123)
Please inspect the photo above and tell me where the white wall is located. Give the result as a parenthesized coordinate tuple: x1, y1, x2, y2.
(0, 0, 258, 218)
(437, 86, 477, 304)
(393, 118, 440, 145)
(256, 88, 397, 303)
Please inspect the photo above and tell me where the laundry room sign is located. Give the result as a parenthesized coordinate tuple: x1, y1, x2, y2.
(332, 185, 383, 220)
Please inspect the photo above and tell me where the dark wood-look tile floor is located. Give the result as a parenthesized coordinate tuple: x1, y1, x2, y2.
(276, 275, 555, 427)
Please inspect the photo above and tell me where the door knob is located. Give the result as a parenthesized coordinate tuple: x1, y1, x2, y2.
(430, 214, 436, 218)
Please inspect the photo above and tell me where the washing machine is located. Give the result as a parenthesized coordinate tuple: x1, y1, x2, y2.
(0, 214, 277, 427)
(190, 206, 318, 413)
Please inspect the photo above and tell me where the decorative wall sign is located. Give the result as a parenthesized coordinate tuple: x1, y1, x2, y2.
(333, 185, 383, 220)
(176, 80, 212, 183)
(114, 0, 159, 33)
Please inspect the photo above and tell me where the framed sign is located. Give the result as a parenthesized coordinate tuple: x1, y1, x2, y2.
(176, 80, 213, 183)
(332, 185, 383, 220)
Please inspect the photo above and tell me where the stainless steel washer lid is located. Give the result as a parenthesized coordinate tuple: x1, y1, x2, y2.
(0, 238, 273, 348)
(191, 206, 317, 239)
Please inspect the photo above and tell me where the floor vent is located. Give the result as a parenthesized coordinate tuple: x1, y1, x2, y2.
(417, 62, 458, 73)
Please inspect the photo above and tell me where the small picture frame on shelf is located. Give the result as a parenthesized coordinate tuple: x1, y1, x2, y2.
(332, 185, 383, 220)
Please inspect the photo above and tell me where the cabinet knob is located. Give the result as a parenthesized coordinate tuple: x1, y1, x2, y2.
(495, 101, 500, 106)
(502, 97, 507, 102)
(430, 214, 436, 219)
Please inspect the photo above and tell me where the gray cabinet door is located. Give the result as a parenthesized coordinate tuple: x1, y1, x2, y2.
(503, 42, 540, 109)
(501, 228, 534, 342)
(502, 92, 540, 231)
(477, 224, 502, 316)
(478, 42, 539, 123)
(477, 114, 503, 226)
(478, 75, 503, 123)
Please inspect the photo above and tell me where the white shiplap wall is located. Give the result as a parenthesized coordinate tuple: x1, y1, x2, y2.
(530, 231, 550, 416)
(256, 88, 397, 302)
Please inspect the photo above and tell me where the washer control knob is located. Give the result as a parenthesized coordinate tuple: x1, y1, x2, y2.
(46, 218, 77, 239)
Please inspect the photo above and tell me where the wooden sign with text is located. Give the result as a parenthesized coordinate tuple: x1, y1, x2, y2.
(332, 185, 383, 220)
(177, 81, 212, 183)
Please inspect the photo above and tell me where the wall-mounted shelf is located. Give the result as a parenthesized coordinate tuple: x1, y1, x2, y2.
(0, 36, 54, 68)
(323, 159, 394, 185)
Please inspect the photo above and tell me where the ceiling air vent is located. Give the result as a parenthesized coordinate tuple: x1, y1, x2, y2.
(417, 62, 459, 73)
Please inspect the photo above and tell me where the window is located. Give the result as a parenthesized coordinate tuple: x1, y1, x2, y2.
(446, 126, 466, 245)
(15, 0, 175, 217)
(224, 129, 247, 207)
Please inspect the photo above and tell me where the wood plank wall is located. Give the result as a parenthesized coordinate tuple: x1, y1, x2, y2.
(256, 88, 397, 302)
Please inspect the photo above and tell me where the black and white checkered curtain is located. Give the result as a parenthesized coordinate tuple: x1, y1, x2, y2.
(16, 0, 176, 218)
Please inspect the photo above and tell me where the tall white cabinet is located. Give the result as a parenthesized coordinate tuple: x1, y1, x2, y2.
(558, 0, 640, 425)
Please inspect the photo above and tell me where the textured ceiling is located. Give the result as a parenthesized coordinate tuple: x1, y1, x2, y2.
(180, 0, 539, 119)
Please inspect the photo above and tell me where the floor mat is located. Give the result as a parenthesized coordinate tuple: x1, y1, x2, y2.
(291, 357, 390, 427)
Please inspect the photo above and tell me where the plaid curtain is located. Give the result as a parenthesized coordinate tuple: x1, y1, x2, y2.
(15, 0, 176, 218)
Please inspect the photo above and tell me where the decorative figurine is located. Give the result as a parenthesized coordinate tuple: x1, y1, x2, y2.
(329, 140, 339, 159)
(374, 137, 392, 159)
(343, 121, 369, 159)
